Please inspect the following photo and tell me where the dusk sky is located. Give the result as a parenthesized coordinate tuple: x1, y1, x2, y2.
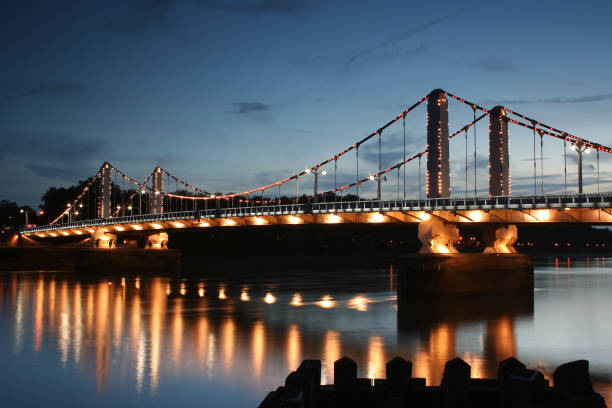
(2, 0, 612, 207)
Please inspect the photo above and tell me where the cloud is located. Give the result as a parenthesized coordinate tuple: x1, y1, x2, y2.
(198, 0, 315, 16)
(346, 9, 466, 69)
(0, 80, 83, 102)
(25, 164, 77, 182)
(484, 93, 612, 105)
(228, 102, 270, 114)
(0, 132, 107, 162)
(105, 0, 173, 33)
(378, 45, 428, 61)
(468, 58, 520, 72)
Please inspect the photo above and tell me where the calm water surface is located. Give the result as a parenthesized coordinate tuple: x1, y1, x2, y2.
(1, 256, 611, 406)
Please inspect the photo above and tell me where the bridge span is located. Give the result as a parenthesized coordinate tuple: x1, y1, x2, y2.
(18, 88, 612, 253)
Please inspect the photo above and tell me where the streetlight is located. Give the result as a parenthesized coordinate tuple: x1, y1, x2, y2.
(305, 167, 327, 203)
(66, 203, 72, 223)
(369, 174, 387, 200)
(570, 141, 590, 194)
(19, 208, 28, 226)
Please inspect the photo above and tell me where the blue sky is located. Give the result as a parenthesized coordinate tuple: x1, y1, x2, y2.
(2, 0, 612, 206)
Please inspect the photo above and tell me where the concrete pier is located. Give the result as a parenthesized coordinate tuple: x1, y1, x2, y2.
(398, 253, 533, 300)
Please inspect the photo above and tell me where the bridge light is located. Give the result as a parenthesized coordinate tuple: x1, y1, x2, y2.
(535, 209, 550, 221)
(370, 212, 385, 223)
(154, 191, 160, 195)
(115, 226, 125, 231)
(173, 222, 185, 228)
(50, 233, 57, 237)
(67, 203, 71, 207)
(127, 206, 132, 210)
(304, 168, 311, 174)
(321, 169, 327, 176)
(288, 216, 302, 224)
(151, 223, 162, 229)
(264, 292, 276, 304)
(326, 214, 341, 224)
(61, 231, 69, 236)
(74, 230, 82, 235)
(79, 204, 83, 208)
(131, 224, 142, 230)
(418, 212, 430, 221)
(348, 295, 371, 312)
(87, 229, 95, 233)
(369, 175, 375, 180)
(140, 190, 146, 194)
(224, 219, 236, 226)
(199, 221, 210, 227)
(253, 217, 266, 225)
(469, 210, 483, 222)
(117, 205, 121, 209)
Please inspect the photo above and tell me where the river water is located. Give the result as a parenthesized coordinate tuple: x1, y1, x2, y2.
(0, 255, 610, 406)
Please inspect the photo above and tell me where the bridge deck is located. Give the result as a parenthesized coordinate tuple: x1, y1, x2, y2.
(21, 192, 612, 236)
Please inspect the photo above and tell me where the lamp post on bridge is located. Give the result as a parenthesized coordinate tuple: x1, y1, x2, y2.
(368, 174, 387, 200)
(571, 141, 590, 194)
(305, 167, 326, 203)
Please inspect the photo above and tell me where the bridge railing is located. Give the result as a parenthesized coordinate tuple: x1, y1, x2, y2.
(21, 192, 612, 234)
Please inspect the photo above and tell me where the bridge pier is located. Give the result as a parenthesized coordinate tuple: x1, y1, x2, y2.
(92, 228, 117, 248)
(146, 232, 169, 249)
(482, 224, 518, 254)
(417, 217, 459, 254)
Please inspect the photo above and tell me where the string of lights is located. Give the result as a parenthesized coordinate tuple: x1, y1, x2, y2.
(161, 93, 431, 201)
(48, 168, 103, 225)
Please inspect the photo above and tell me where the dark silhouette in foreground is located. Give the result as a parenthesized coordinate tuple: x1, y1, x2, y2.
(259, 357, 605, 408)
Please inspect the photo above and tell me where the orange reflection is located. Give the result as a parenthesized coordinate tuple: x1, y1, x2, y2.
(290, 293, 303, 307)
(318, 295, 335, 309)
(252, 321, 265, 378)
(367, 335, 385, 380)
(149, 278, 166, 394)
(218, 288, 227, 300)
(172, 298, 184, 368)
(263, 292, 276, 304)
(95, 282, 110, 392)
(348, 295, 370, 312)
(240, 288, 250, 301)
(73, 283, 82, 363)
(222, 319, 235, 371)
(34, 275, 44, 352)
(286, 324, 301, 370)
(59, 281, 70, 366)
(322, 330, 340, 385)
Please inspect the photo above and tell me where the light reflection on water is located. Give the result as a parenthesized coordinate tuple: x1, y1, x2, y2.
(0, 256, 611, 406)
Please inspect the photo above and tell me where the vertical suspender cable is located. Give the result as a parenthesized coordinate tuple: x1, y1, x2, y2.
(356, 146, 360, 200)
(334, 158, 337, 199)
(418, 155, 422, 200)
(597, 149, 600, 193)
(403, 116, 406, 199)
(533, 126, 537, 195)
(473, 107, 477, 196)
(465, 129, 468, 197)
(540, 131, 544, 195)
(296, 175, 299, 204)
(397, 167, 400, 200)
(564, 138, 567, 194)
(378, 131, 382, 200)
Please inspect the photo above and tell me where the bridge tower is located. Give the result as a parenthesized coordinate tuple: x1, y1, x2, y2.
(426, 89, 450, 198)
(151, 166, 164, 214)
(488, 106, 510, 196)
(97, 162, 112, 219)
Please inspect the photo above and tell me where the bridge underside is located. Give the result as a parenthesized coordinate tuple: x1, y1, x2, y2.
(22, 207, 612, 240)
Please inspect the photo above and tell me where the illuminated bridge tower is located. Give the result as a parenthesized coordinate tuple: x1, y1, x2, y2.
(98, 162, 112, 219)
(426, 89, 450, 198)
(151, 166, 164, 214)
(489, 106, 510, 196)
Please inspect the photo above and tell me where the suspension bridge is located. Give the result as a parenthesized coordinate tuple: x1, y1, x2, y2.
(20, 89, 612, 253)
